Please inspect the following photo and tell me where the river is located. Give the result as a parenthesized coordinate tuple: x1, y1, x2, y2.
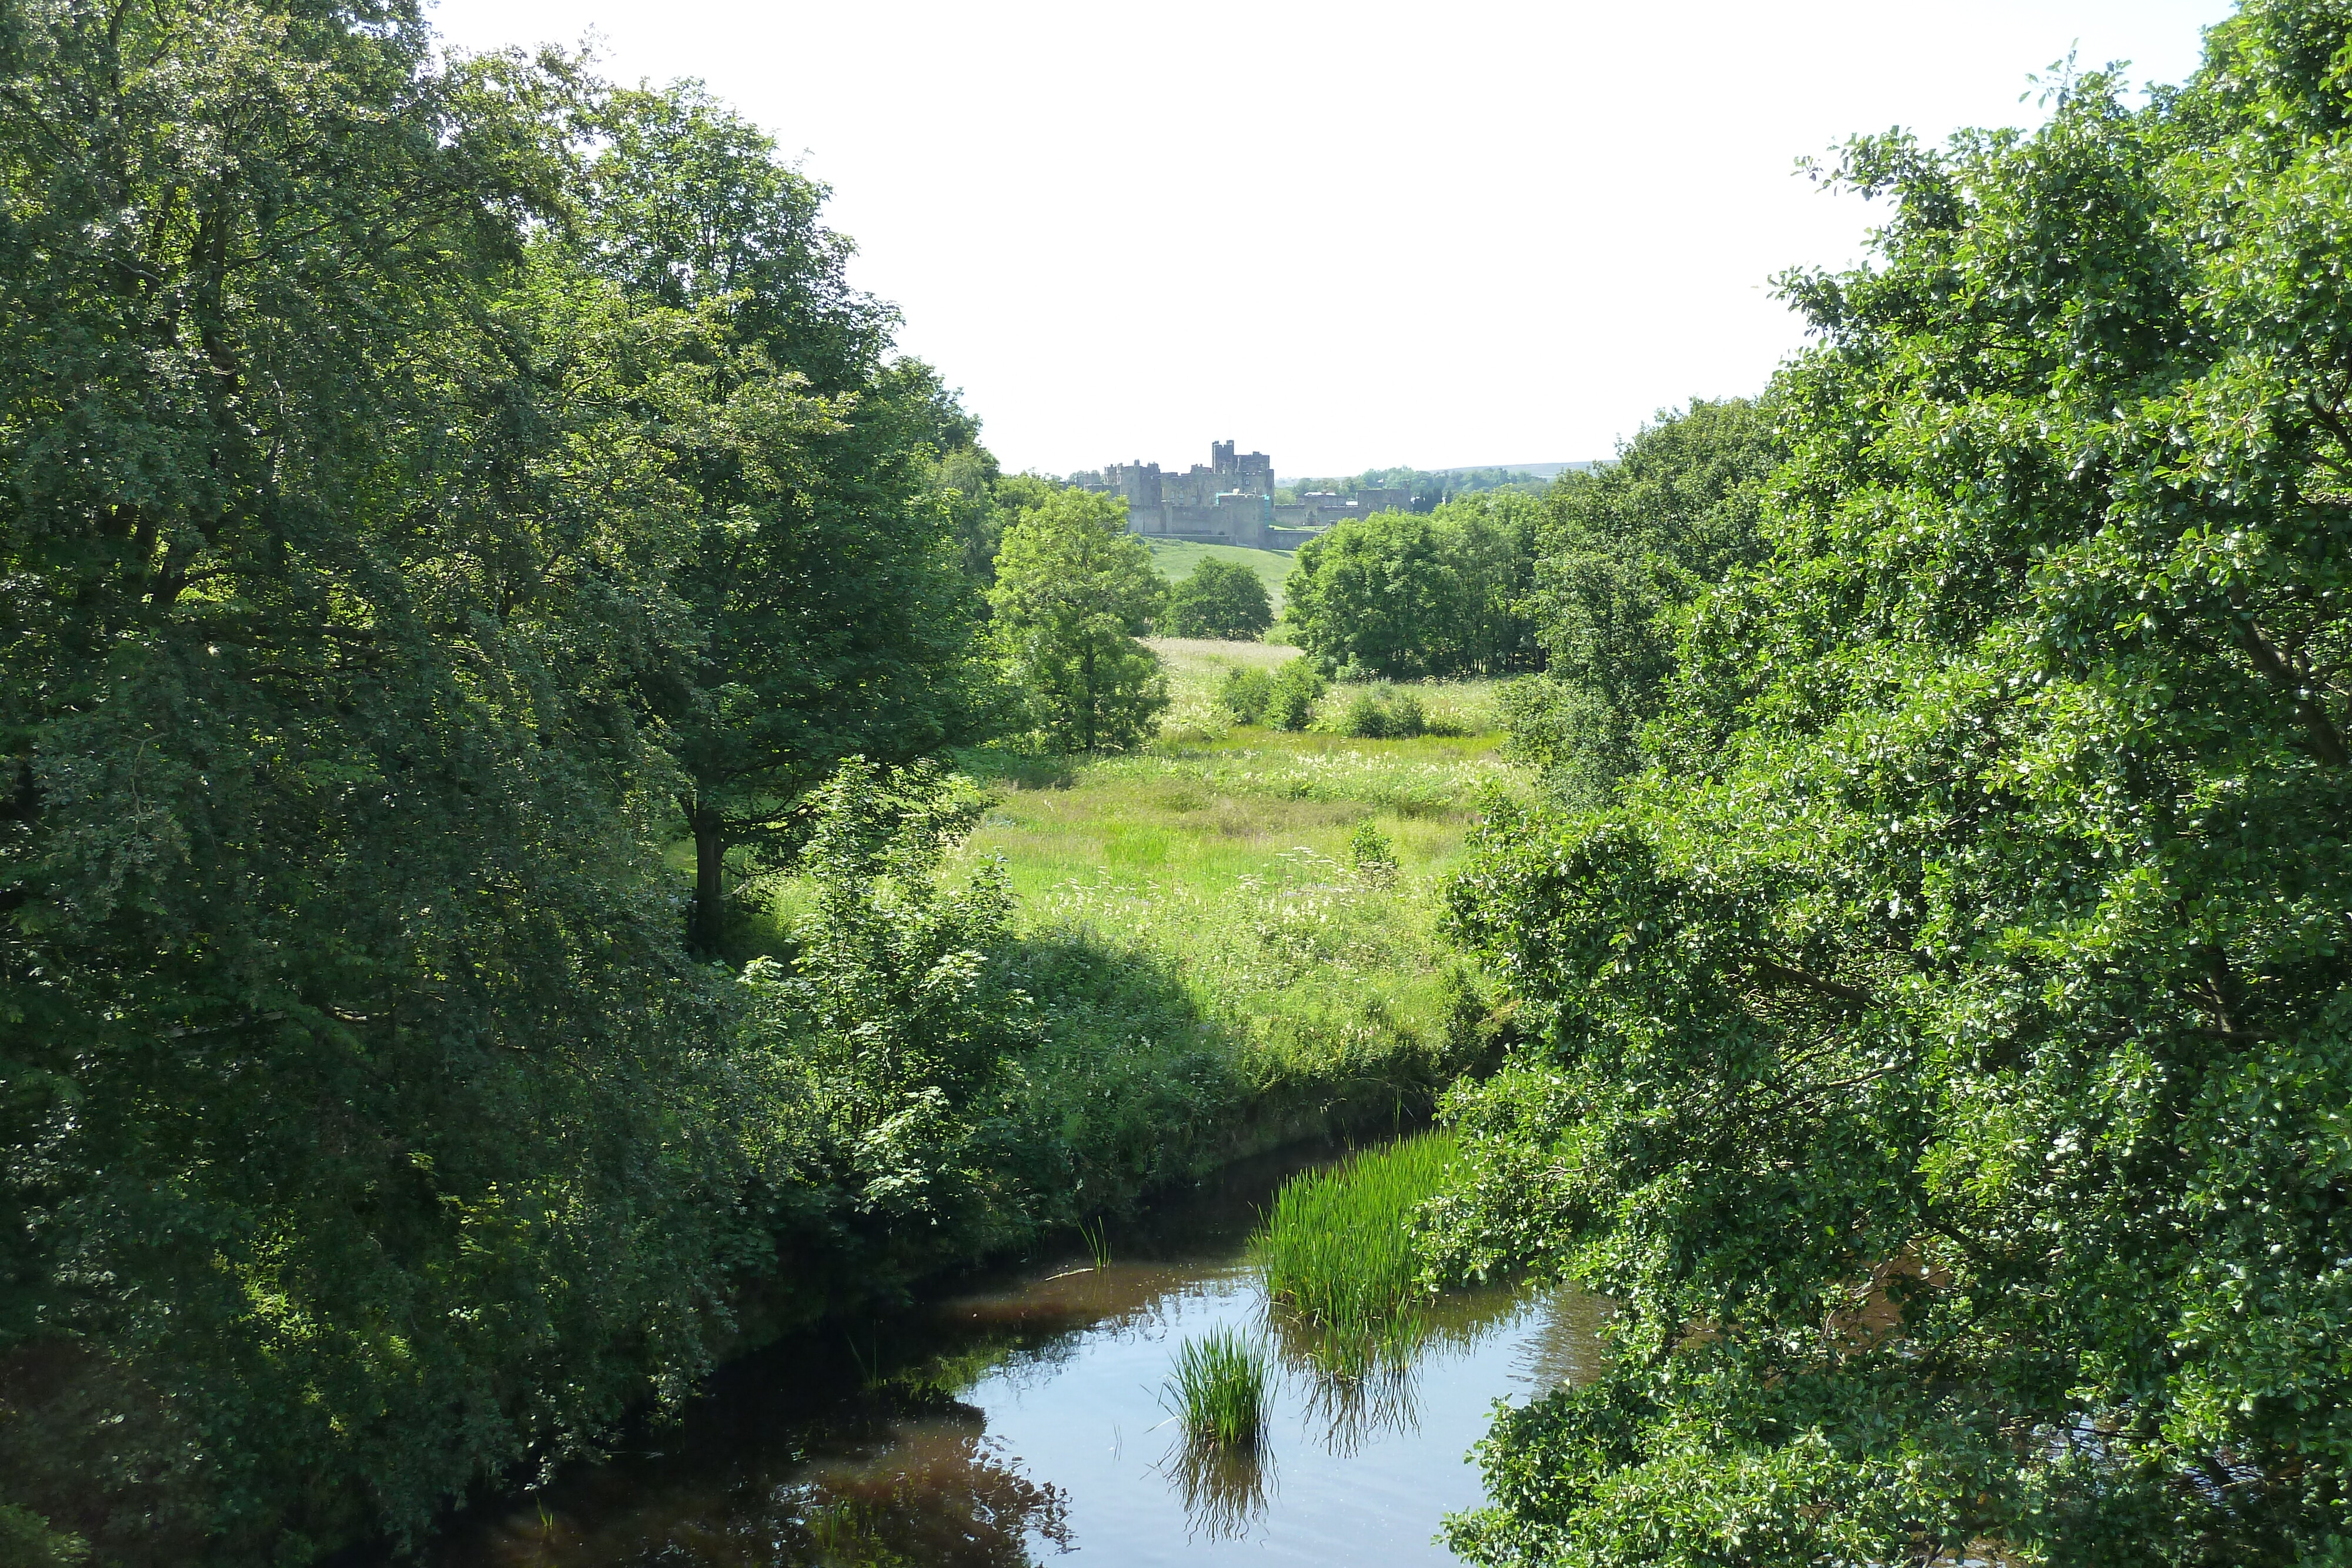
(430, 1141, 1609, 1567)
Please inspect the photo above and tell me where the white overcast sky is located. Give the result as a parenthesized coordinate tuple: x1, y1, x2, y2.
(427, 0, 2237, 477)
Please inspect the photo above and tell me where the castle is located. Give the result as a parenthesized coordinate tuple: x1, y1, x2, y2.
(1097, 441, 1409, 550)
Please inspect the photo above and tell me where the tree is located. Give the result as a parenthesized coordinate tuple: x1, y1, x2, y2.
(1161, 556, 1273, 639)
(0, 12, 774, 1556)
(990, 490, 1168, 751)
(1500, 398, 1779, 804)
(1434, 6, 2352, 1564)
(1284, 499, 1541, 677)
(572, 85, 998, 951)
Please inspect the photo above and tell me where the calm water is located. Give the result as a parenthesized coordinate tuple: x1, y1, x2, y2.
(433, 1143, 1609, 1567)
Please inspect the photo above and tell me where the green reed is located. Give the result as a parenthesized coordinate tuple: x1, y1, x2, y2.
(1253, 1131, 1456, 1372)
(1165, 1326, 1269, 1449)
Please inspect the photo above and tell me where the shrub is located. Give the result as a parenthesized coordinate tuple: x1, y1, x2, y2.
(1217, 666, 1273, 725)
(1348, 819, 1398, 885)
(1265, 659, 1325, 731)
(1336, 686, 1427, 740)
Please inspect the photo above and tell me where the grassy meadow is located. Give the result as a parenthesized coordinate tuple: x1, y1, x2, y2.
(709, 637, 1521, 1215)
(1140, 538, 1297, 611)
(950, 640, 1517, 1108)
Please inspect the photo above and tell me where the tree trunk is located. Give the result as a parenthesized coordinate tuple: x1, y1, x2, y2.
(1080, 638, 1097, 752)
(692, 807, 725, 955)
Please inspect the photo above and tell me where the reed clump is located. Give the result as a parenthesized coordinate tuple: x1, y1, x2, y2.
(1254, 1131, 1456, 1370)
(1165, 1326, 1269, 1449)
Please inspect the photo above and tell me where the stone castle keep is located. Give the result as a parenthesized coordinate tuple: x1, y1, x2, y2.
(1096, 441, 1408, 550)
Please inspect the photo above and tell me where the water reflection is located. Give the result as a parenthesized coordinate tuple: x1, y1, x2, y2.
(428, 1141, 1615, 1568)
(1160, 1435, 1274, 1543)
(1512, 1287, 1616, 1393)
(457, 1397, 1070, 1567)
(1263, 1278, 1536, 1456)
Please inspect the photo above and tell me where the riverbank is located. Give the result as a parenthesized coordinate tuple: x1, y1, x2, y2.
(396, 652, 1524, 1563)
(420, 1135, 1610, 1566)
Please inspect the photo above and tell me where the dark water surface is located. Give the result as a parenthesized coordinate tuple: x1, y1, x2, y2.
(433, 1143, 1609, 1567)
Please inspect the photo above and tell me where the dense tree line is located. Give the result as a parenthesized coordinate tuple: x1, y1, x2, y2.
(0, 4, 1181, 1559)
(1277, 464, 1566, 509)
(1435, 4, 2352, 1564)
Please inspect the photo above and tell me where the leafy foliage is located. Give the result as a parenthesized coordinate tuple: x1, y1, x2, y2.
(568, 85, 1000, 949)
(1435, 8, 2352, 1564)
(988, 489, 1169, 752)
(1337, 685, 1429, 740)
(1265, 658, 1327, 731)
(1162, 556, 1275, 640)
(1285, 494, 1543, 678)
(0, 8, 781, 1554)
(1217, 664, 1275, 724)
(1499, 397, 1779, 805)
(0, 7, 1012, 1559)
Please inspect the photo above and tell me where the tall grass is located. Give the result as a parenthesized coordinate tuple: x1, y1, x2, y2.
(1254, 1131, 1457, 1372)
(1165, 1326, 1269, 1449)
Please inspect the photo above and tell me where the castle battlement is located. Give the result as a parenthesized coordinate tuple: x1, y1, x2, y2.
(1095, 441, 1401, 549)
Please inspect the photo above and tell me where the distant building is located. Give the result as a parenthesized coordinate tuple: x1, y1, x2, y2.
(1095, 441, 1407, 549)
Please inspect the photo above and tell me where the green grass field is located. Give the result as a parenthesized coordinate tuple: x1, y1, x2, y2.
(711, 640, 1521, 1148)
(1141, 539, 1297, 611)
(948, 642, 1518, 1099)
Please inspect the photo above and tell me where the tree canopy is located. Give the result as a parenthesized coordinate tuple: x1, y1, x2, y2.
(1436, 6, 2352, 1564)
(988, 489, 1168, 752)
(1285, 493, 1544, 678)
(563, 85, 998, 950)
(0, 7, 1002, 1556)
(1499, 397, 1779, 805)
(1161, 555, 1274, 640)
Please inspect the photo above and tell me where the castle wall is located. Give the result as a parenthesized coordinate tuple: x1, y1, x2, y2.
(1111, 442, 1288, 550)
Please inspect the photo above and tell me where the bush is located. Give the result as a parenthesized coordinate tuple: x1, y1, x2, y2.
(1217, 666, 1274, 725)
(1336, 686, 1426, 739)
(1265, 659, 1325, 731)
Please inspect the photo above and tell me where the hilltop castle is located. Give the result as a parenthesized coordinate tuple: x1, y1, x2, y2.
(1097, 441, 1408, 550)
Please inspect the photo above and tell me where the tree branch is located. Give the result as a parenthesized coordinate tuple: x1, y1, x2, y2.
(1746, 956, 1883, 1010)
(2227, 586, 2349, 767)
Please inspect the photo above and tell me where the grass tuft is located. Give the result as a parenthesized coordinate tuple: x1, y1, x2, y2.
(1165, 1326, 1270, 1449)
(1254, 1131, 1456, 1372)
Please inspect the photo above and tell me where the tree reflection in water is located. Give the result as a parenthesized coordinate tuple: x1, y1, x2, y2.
(465, 1405, 1070, 1568)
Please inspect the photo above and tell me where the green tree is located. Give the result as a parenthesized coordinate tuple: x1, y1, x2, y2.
(990, 490, 1168, 751)
(1285, 499, 1540, 677)
(0, 11, 774, 1556)
(1500, 398, 1779, 804)
(1162, 556, 1274, 639)
(1434, 7, 2352, 1565)
(573, 85, 998, 950)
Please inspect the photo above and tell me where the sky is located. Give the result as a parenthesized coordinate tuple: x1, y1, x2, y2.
(426, 0, 2241, 477)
